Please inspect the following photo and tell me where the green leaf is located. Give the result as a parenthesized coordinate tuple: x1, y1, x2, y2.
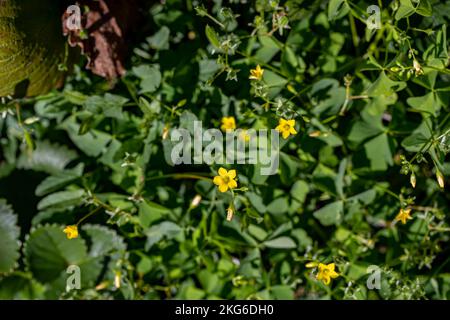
(364, 133, 394, 171)
(82, 225, 126, 258)
(0, 0, 68, 97)
(25, 225, 87, 283)
(395, 0, 432, 20)
(290, 180, 310, 204)
(198, 269, 222, 294)
(37, 189, 85, 211)
(147, 26, 170, 50)
(0, 200, 21, 274)
(255, 35, 280, 63)
(267, 197, 289, 215)
(271, 285, 294, 300)
(205, 25, 221, 48)
(335, 158, 347, 198)
(60, 116, 112, 157)
(138, 200, 170, 228)
(35, 164, 84, 197)
(328, 0, 349, 21)
(132, 65, 162, 93)
(263, 236, 297, 249)
(366, 72, 406, 97)
(17, 141, 77, 174)
(401, 120, 432, 152)
(291, 229, 313, 252)
(264, 70, 288, 97)
(407, 92, 440, 115)
(85, 94, 129, 119)
(313, 200, 343, 226)
(395, 0, 416, 20)
(145, 221, 182, 250)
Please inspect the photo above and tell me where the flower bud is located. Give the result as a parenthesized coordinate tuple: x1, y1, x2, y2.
(436, 170, 445, 189)
(162, 126, 170, 140)
(190, 195, 202, 208)
(226, 207, 234, 221)
(410, 172, 416, 188)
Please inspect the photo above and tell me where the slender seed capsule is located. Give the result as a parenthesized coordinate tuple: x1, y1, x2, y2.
(436, 170, 445, 189)
(410, 172, 416, 188)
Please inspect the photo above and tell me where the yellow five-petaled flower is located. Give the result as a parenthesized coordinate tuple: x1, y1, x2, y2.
(249, 65, 264, 81)
(221, 116, 236, 132)
(63, 225, 79, 239)
(213, 167, 238, 193)
(395, 208, 413, 224)
(316, 263, 340, 285)
(275, 118, 297, 139)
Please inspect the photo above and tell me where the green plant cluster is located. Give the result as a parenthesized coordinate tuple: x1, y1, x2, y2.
(0, 0, 450, 300)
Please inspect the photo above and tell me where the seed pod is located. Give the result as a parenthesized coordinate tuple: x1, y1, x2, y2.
(226, 207, 234, 221)
(436, 170, 445, 189)
(410, 173, 416, 188)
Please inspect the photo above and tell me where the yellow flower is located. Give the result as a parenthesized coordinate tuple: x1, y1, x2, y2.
(63, 225, 79, 239)
(316, 263, 340, 285)
(213, 167, 238, 193)
(249, 65, 264, 81)
(275, 118, 297, 139)
(395, 208, 413, 224)
(221, 116, 236, 132)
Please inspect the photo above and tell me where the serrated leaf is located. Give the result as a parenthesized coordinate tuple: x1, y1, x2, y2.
(17, 141, 78, 174)
(0, 0, 68, 97)
(60, 116, 112, 157)
(35, 164, 84, 197)
(84, 94, 129, 119)
(25, 225, 87, 283)
(0, 200, 21, 273)
(37, 189, 85, 211)
(82, 224, 126, 258)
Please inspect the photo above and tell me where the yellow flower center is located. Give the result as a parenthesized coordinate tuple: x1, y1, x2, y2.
(222, 176, 230, 184)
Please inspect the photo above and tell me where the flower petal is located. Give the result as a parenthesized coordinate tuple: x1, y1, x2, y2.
(218, 184, 229, 193)
(228, 170, 236, 179)
(287, 119, 295, 126)
(218, 167, 227, 177)
(228, 179, 237, 189)
(213, 176, 223, 186)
